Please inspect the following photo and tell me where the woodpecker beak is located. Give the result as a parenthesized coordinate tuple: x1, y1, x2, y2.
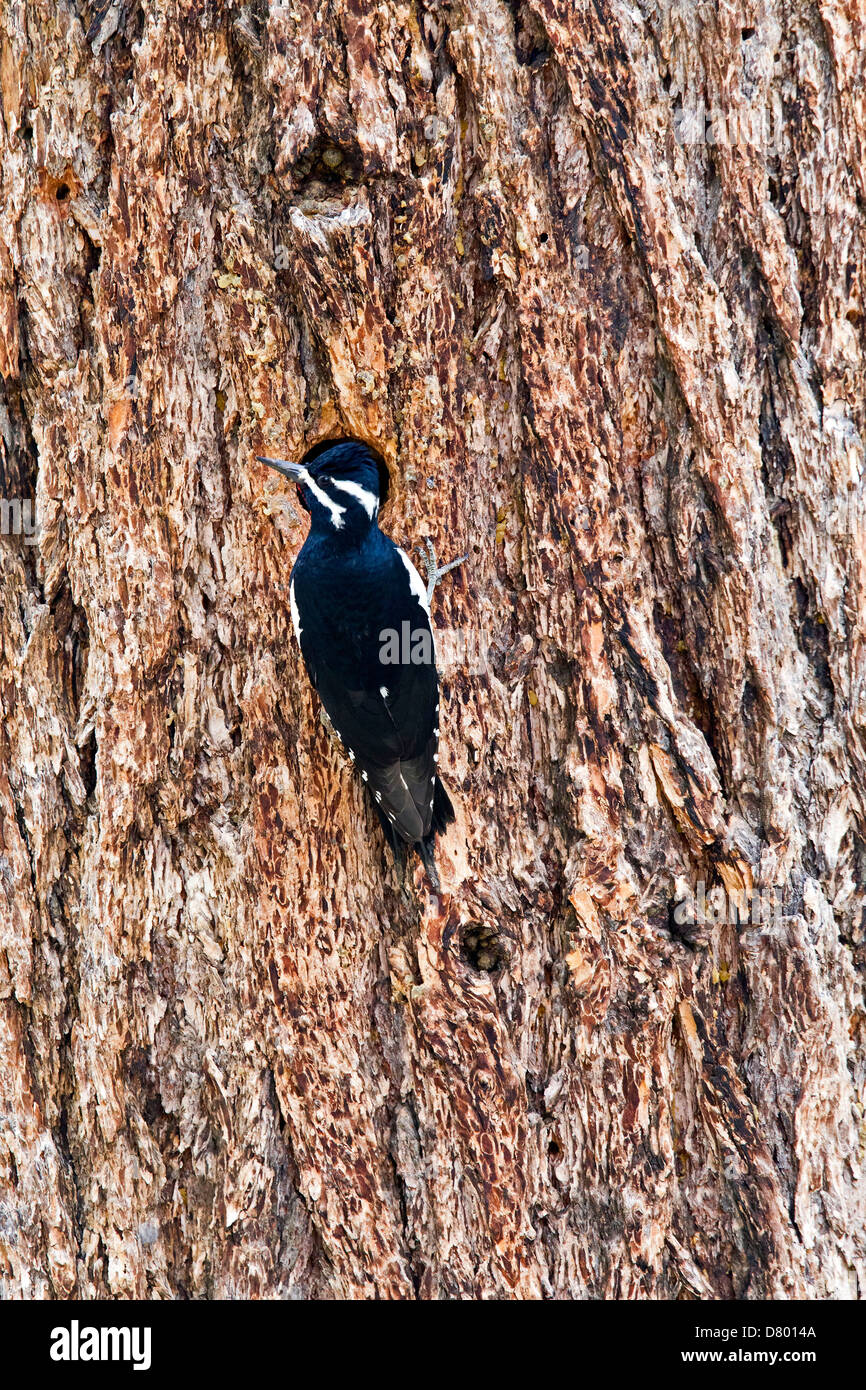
(256, 455, 305, 482)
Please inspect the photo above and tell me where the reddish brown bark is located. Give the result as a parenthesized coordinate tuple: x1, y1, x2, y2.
(0, 0, 864, 1298)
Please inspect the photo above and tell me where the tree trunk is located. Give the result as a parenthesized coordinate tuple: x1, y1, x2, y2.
(1, 0, 864, 1300)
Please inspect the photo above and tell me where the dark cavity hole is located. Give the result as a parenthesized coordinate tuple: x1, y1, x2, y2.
(79, 730, 97, 799)
(461, 922, 508, 974)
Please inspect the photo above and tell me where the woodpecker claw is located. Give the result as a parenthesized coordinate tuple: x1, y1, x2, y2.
(421, 538, 467, 604)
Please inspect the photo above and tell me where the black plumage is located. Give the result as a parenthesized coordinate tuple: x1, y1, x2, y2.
(257, 440, 455, 875)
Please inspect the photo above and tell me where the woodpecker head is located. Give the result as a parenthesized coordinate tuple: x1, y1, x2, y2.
(257, 439, 389, 537)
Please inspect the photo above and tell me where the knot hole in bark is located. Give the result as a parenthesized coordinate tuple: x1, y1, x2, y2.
(460, 922, 509, 974)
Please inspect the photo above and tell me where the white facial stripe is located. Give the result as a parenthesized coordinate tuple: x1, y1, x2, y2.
(299, 467, 346, 529)
(397, 547, 430, 614)
(289, 578, 302, 643)
(331, 478, 378, 518)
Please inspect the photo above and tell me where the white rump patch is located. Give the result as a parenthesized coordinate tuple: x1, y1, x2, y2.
(289, 578, 302, 644)
(332, 478, 378, 518)
(397, 547, 430, 614)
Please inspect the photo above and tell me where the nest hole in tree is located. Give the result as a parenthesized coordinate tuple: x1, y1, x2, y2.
(460, 921, 509, 974)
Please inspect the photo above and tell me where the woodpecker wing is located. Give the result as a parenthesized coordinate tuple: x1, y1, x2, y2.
(290, 536, 441, 842)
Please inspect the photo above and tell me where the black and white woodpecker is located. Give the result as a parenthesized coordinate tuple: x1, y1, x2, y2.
(257, 439, 464, 886)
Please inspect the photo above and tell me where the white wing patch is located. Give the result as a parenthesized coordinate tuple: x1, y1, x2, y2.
(397, 547, 430, 614)
(331, 478, 378, 518)
(289, 578, 302, 644)
(299, 467, 346, 529)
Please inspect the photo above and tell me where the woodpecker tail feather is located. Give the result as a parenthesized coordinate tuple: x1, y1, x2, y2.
(416, 836, 442, 893)
(371, 798, 403, 853)
(415, 777, 455, 892)
(430, 776, 455, 836)
(369, 775, 454, 891)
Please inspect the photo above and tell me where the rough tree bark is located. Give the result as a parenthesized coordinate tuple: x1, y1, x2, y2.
(1, 0, 864, 1300)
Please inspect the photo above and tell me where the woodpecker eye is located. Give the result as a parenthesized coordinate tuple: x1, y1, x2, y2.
(299, 437, 390, 507)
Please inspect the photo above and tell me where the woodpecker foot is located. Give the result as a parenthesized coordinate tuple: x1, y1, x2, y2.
(420, 538, 467, 604)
